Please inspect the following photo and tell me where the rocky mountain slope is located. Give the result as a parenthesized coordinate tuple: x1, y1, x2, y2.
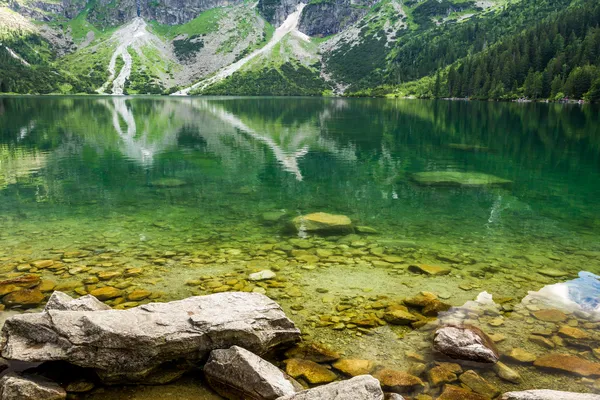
(1, 0, 597, 99)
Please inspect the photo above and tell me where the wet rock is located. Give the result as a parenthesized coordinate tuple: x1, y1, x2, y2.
(505, 348, 536, 364)
(532, 309, 567, 322)
(45, 291, 111, 311)
(97, 271, 121, 281)
(204, 346, 298, 400)
(284, 342, 340, 363)
(427, 365, 457, 386)
(459, 370, 500, 398)
(383, 309, 419, 325)
(332, 359, 375, 377)
(65, 379, 95, 393)
(89, 286, 122, 301)
(437, 385, 488, 400)
(276, 375, 384, 400)
(249, 270, 276, 281)
(533, 354, 600, 377)
(37, 280, 57, 292)
(262, 211, 288, 225)
(410, 171, 512, 188)
(356, 226, 378, 234)
(284, 358, 337, 384)
(32, 260, 54, 269)
(0, 275, 41, 296)
(408, 264, 450, 276)
(127, 289, 152, 301)
(528, 335, 555, 349)
(422, 299, 452, 316)
(0, 292, 300, 383)
(2, 289, 44, 308)
(494, 361, 522, 384)
(291, 213, 353, 235)
(433, 325, 499, 365)
(558, 326, 590, 340)
(405, 292, 438, 307)
(500, 390, 600, 399)
(538, 269, 570, 278)
(0, 372, 66, 400)
(372, 369, 424, 394)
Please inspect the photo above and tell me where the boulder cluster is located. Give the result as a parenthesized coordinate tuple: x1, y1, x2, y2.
(0, 291, 599, 400)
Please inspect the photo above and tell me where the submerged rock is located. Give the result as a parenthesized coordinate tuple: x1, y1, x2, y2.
(291, 213, 353, 235)
(500, 390, 600, 399)
(458, 370, 500, 398)
(533, 354, 600, 377)
(437, 385, 488, 400)
(276, 375, 384, 400)
(372, 369, 424, 394)
(2, 289, 44, 308)
(332, 359, 375, 377)
(249, 270, 277, 281)
(0, 292, 300, 382)
(0, 372, 66, 400)
(0, 275, 41, 296)
(284, 358, 337, 384)
(433, 325, 499, 365)
(408, 264, 451, 276)
(410, 171, 512, 188)
(204, 346, 298, 400)
(284, 342, 340, 363)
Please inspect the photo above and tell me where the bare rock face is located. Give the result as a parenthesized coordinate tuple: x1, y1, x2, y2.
(298, 0, 377, 36)
(0, 372, 66, 400)
(0, 292, 300, 383)
(500, 390, 600, 400)
(45, 291, 111, 312)
(276, 375, 384, 400)
(433, 325, 499, 365)
(204, 345, 299, 400)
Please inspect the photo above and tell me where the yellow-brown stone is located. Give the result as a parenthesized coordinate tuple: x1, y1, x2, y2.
(373, 368, 424, 393)
(534, 354, 600, 377)
(437, 385, 488, 400)
(284, 358, 337, 384)
(90, 286, 122, 301)
(127, 289, 152, 301)
(0, 274, 40, 296)
(332, 359, 375, 376)
(2, 289, 44, 308)
(532, 309, 568, 322)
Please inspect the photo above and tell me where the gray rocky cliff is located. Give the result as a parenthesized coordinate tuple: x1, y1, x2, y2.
(257, 0, 301, 26)
(298, 0, 378, 36)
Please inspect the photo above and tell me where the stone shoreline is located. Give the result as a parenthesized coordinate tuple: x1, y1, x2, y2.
(0, 291, 599, 400)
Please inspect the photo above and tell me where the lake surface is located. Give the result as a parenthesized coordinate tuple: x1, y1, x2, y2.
(1, 96, 600, 397)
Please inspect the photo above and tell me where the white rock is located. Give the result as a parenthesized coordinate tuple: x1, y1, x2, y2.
(0, 373, 66, 400)
(276, 375, 384, 400)
(205, 345, 298, 400)
(249, 270, 276, 281)
(45, 291, 111, 312)
(501, 390, 600, 400)
(0, 292, 300, 383)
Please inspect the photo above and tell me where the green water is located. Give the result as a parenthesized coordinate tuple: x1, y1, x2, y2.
(1, 96, 600, 397)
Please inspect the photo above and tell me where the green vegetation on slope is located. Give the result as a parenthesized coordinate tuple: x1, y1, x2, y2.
(391, 0, 600, 102)
(149, 8, 223, 38)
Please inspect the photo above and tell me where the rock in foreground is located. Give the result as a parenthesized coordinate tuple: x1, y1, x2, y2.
(0, 373, 66, 400)
(411, 171, 512, 188)
(204, 345, 298, 400)
(501, 390, 600, 400)
(433, 325, 499, 365)
(291, 213, 353, 235)
(0, 292, 300, 382)
(276, 375, 384, 400)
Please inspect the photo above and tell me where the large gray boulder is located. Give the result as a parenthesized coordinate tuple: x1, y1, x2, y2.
(276, 375, 384, 400)
(501, 391, 600, 400)
(44, 291, 111, 312)
(0, 292, 300, 382)
(0, 373, 66, 400)
(433, 325, 499, 365)
(204, 345, 299, 400)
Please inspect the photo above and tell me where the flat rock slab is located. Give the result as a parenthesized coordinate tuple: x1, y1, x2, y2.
(533, 354, 600, 377)
(501, 390, 600, 400)
(204, 346, 298, 400)
(0, 292, 300, 382)
(291, 213, 353, 234)
(276, 375, 384, 400)
(411, 171, 512, 188)
(0, 372, 66, 400)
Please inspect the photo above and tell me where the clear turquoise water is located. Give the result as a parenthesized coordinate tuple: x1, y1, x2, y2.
(1, 96, 600, 397)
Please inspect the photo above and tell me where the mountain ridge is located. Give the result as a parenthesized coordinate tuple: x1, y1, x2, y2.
(0, 0, 599, 101)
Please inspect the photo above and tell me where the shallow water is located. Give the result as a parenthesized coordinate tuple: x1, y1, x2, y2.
(1, 96, 600, 397)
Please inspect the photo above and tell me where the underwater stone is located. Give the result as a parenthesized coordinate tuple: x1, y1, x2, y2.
(433, 325, 499, 365)
(332, 359, 375, 377)
(249, 270, 276, 281)
(506, 348, 537, 363)
(276, 375, 384, 400)
(437, 385, 488, 400)
(493, 362, 522, 384)
(284, 342, 340, 363)
(0, 292, 300, 383)
(408, 264, 451, 276)
(284, 358, 337, 384)
(2, 289, 44, 308)
(532, 309, 567, 322)
(0, 275, 41, 296)
(291, 213, 353, 235)
(427, 365, 457, 386)
(0, 372, 66, 400)
(372, 369, 424, 394)
(458, 370, 500, 398)
(383, 309, 419, 325)
(501, 390, 600, 399)
(204, 346, 298, 400)
(410, 172, 512, 188)
(89, 286, 122, 300)
(533, 354, 600, 377)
